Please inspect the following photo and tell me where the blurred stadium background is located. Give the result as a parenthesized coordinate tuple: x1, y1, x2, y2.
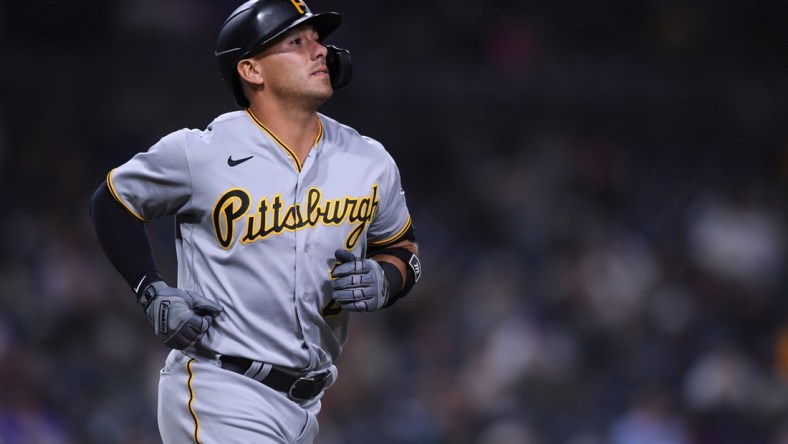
(1, 1, 787, 443)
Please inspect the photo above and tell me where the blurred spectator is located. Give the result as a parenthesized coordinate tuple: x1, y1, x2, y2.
(608, 388, 690, 444)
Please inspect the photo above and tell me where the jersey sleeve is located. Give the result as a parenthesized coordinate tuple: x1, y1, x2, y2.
(366, 140, 413, 248)
(107, 130, 193, 221)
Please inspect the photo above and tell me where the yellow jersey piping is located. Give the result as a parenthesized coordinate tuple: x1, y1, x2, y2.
(106, 169, 146, 222)
(245, 108, 323, 172)
(368, 215, 412, 247)
(187, 358, 202, 444)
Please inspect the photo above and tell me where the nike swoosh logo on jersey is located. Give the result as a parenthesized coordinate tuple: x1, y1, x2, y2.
(228, 155, 253, 167)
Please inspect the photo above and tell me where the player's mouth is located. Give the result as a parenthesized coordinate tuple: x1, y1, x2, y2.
(311, 66, 329, 78)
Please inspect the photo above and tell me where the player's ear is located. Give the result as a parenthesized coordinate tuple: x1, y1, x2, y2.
(237, 58, 265, 87)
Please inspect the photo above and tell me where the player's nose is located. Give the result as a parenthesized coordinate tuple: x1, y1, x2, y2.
(312, 39, 328, 60)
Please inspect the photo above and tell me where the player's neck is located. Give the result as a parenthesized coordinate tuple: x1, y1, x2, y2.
(248, 102, 320, 163)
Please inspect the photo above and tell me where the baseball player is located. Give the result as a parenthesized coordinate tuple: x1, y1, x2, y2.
(88, 0, 421, 442)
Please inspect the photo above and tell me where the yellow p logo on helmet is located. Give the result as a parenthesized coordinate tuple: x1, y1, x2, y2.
(289, 0, 306, 14)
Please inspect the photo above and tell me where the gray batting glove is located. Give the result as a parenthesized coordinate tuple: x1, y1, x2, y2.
(331, 249, 389, 312)
(139, 281, 223, 350)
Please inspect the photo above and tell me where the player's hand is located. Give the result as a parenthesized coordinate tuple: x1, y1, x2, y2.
(331, 249, 389, 312)
(139, 281, 223, 350)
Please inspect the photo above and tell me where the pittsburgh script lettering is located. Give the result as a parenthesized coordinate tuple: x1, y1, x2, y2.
(212, 185, 379, 250)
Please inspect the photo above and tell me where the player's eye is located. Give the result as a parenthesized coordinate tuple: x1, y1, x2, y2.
(290, 37, 302, 46)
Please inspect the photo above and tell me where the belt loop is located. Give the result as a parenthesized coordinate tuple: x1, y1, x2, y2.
(245, 361, 272, 383)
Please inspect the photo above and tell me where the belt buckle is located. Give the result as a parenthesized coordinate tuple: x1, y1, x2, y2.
(288, 371, 330, 402)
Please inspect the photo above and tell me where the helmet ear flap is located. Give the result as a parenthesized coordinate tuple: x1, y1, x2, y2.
(326, 45, 352, 89)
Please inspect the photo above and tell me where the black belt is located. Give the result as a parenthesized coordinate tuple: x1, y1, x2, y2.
(219, 355, 330, 402)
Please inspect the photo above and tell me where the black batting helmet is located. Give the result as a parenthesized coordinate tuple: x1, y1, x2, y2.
(216, 0, 342, 107)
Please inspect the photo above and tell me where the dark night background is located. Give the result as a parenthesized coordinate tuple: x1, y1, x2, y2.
(1, 1, 787, 443)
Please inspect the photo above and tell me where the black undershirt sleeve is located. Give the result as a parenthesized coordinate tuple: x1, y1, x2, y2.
(88, 181, 162, 296)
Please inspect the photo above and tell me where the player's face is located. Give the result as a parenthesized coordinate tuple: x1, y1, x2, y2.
(257, 24, 333, 107)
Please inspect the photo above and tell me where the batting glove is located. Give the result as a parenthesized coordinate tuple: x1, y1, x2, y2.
(138, 281, 223, 350)
(331, 249, 389, 312)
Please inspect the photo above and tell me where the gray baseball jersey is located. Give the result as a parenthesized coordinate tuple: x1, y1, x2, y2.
(108, 109, 412, 372)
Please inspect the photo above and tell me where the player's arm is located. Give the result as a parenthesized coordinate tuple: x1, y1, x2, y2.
(89, 181, 222, 349)
(330, 230, 421, 312)
(89, 180, 162, 290)
(368, 238, 420, 306)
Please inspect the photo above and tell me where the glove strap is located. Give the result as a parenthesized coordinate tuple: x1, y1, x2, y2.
(377, 261, 401, 302)
(137, 280, 168, 309)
